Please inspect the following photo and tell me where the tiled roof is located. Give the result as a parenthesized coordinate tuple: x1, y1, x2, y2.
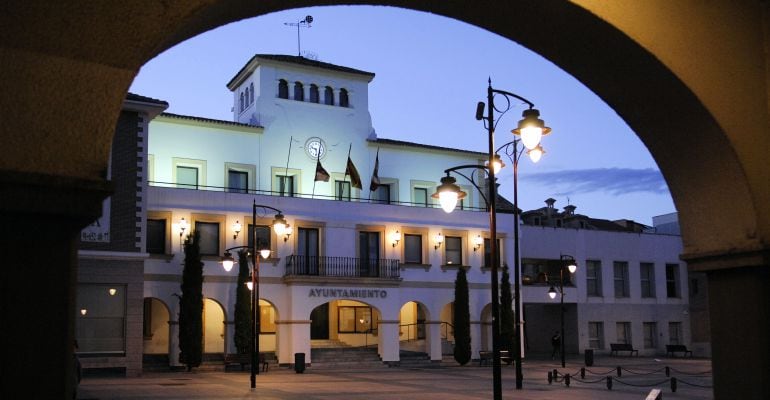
(372, 138, 487, 157)
(125, 92, 168, 106)
(228, 54, 375, 88)
(158, 112, 262, 129)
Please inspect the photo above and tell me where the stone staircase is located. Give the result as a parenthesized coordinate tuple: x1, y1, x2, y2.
(309, 340, 385, 369)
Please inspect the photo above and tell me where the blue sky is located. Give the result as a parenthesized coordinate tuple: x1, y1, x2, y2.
(130, 5, 676, 225)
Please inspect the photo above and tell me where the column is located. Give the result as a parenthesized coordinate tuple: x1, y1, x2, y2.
(168, 320, 181, 366)
(427, 321, 443, 361)
(278, 320, 310, 366)
(378, 320, 400, 364)
(470, 320, 483, 361)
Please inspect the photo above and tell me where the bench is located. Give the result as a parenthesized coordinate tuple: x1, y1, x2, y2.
(610, 343, 638, 356)
(478, 350, 511, 366)
(666, 344, 693, 357)
(224, 353, 269, 372)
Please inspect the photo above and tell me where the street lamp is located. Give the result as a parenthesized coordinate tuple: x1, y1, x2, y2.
(221, 200, 287, 389)
(547, 254, 577, 368)
(435, 79, 550, 398)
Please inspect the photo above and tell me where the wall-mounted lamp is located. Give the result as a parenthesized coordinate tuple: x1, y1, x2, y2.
(434, 232, 444, 250)
(283, 224, 293, 242)
(108, 288, 117, 296)
(473, 235, 484, 252)
(232, 220, 242, 240)
(390, 230, 401, 247)
(179, 217, 189, 243)
(80, 309, 87, 316)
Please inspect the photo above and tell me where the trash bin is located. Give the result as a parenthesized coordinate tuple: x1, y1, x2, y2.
(584, 349, 594, 367)
(294, 352, 305, 373)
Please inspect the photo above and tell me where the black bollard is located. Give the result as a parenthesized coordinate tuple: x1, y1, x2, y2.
(671, 377, 677, 393)
(665, 366, 670, 377)
(565, 374, 571, 387)
(617, 366, 622, 377)
(606, 376, 613, 390)
(547, 371, 553, 384)
(581, 367, 586, 379)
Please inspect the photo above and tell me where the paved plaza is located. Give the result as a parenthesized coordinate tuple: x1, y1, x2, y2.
(77, 355, 713, 400)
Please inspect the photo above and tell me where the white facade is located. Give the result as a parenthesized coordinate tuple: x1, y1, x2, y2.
(141, 55, 689, 368)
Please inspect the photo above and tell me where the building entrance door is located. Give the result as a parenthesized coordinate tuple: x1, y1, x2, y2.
(310, 303, 329, 340)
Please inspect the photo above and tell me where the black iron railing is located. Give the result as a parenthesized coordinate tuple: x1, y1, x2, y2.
(285, 255, 400, 279)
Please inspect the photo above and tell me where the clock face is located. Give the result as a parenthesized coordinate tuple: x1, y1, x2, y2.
(305, 137, 326, 159)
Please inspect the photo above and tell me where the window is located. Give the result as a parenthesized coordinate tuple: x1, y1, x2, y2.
(277, 175, 295, 197)
(244, 87, 249, 108)
(227, 170, 248, 193)
(588, 322, 604, 349)
(249, 82, 254, 103)
(666, 264, 680, 298)
(298, 227, 320, 274)
(146, 219, 166, 254)
(643, 322, 657, 349)
(616, 321, 631, 344)
(309, 84, 319, 103)
(668, 322, 682, 344)
(640, 262, 655, 298)
(373, 184, 390, 204)
(404, 234, 422, 264)
(338, 306, 373, 333)
(195, 221, 220, 256)
(336, 181, 351, 201)
(483, 238, 503, 268)
(259, 302, 276, 333)
(613, 261, 629, 298)
(176, 166, 198, 189)
(324, 86, 334, 105)
(445, 236, 462, 265)
(413, 187, 428, 207)
(239, 92, 244, 112)
(247, 224, 271, 251)
(294, 81, 304, 101)
(586, 260, 602, 297)
(76, 284, 126, 353)
(278, 79, 288, 99)
(359, 231, 380, 277)
(339, 88, 349, 107)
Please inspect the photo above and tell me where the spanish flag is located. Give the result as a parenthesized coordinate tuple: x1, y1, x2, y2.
(346, 156, 362, 190)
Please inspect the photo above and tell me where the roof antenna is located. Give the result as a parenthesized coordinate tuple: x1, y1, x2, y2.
(284, 15, 313, 57)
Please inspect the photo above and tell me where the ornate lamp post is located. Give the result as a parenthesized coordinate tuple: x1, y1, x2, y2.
(221, 200, 287, 389)
(435, 79, 550, 398)
(548, 254, 577, 368)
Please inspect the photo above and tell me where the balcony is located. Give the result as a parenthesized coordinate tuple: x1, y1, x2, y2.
(285, 255, 401, 282)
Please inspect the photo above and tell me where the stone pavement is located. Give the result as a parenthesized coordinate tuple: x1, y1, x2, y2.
(77, 355, 713, 399)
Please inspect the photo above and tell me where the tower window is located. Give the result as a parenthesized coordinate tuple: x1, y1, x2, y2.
(339, 88, 349, 107)
(239, 92, 244, 112)
(324, 86, 334, 105)
(249, 82, 254, 103)
(294, 81, 304, 101)
(278, 79, 288, 99)
(309, 84, 319, 103)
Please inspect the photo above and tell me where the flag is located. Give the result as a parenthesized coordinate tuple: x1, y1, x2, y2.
(369, 148, 380, 192)
(314, 159, 330, 182)
(346, 156, 362, 189)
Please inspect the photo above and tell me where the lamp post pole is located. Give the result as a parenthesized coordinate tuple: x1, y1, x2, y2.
(511, 138, 524, 388)
(549, 254, 576, 368)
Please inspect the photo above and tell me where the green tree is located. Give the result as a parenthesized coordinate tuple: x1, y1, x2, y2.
(453, 267, 471, 365)
(178, 230, 203, 371)
(233, 249, 251, 354)
(500, 265, 516, 363)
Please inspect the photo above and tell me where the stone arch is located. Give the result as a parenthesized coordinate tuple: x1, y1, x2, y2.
(308, 299, 383, 347)
(142, 297, 171, 356)
(203, 298, 226, 354)
(398, 300, 430, 353)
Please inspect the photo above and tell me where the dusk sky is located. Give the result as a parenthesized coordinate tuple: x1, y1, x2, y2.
(129, 5, 676, 225)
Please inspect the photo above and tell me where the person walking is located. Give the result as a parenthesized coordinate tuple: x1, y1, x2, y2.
(550, 331, 561, 360)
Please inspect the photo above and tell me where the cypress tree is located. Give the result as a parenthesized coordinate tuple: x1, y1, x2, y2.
(500, 264, 516, 363)
(453, 267, 472, 365)
(233, 249, 251, 354)
(178, 230, 203, 371)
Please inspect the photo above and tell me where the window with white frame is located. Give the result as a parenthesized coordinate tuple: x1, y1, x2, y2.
(588, 321, 604, 349)
(176, 166, 198, 189)
(614, 261, 630, 298)
(172, 158, 206, 190)
(445, 236, 462, 265)
(373, 184, 390, 204)
(616, 321, 631, 344)
(335, 180, 351, 201)
(227, 170, 248, 194)
(666, 263, 680, 298)
(643, 322, 657, 349)
(413, 187, 428, 207)
(640, 262, 655, 298)
(586, 260, 602, 297)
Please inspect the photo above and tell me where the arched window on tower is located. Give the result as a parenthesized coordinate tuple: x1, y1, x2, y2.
(244, 87, 250, 108)
(309, 84, 319, 103)
(339, 88, 349, 107)
(294, 81, 304, 101)
(239, 92, 244, 112)
(278, 79, 288, 99)
(324, 86, 334, 105)
(249, 82, 254, 104)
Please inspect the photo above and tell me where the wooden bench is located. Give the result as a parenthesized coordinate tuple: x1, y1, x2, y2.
(666, 344, 693, 357)
(478, 350, 511, 366)
(224, 353, 269, 372)
(610, 343, 638, 356)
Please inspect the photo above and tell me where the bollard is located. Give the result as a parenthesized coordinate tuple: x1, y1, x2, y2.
(617, 366, 622, 377)
(606, 376, 613, 390)
(671, 377, 677, 393)
(565, 374, 571, 387)
(547, 371, 553, 384)
(553, 369, 559, 381)
(581, 367, 586, 379)
(665, 366, 670, 377)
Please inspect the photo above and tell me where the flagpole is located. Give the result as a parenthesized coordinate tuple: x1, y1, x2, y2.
(343, 143, 352, 185)
(311, 150, 319, 199)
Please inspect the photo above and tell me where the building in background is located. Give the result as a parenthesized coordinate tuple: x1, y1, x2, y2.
(76, 55, 690, 374)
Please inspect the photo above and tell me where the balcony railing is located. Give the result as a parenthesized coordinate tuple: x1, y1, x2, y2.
(285, 255, 400, 279)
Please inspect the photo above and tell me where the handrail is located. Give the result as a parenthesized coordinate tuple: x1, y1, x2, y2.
(399, 322, 426, 341)
(285, 255, 401, 279)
